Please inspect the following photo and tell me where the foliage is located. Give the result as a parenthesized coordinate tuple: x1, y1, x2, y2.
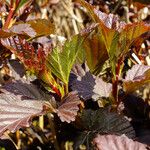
(0, 0, 149, 149)
(94, 134, 147, 150)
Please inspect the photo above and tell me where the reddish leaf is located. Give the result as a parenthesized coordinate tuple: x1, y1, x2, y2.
(94, 134, 147, 150)
(10, 19, 55, 38)
(0, 93, 46, 137)
(1, 36, 46, 73)
(57, 91, 80, 123)
(27, 19, 55, 37)
(123, 65, 150, 93)
(71, 66, 112, 100)
(10, 23, 36, 37)
(0, 30, 15, 38)
(82, 30, 109, 75)
(77, 0, 150, 76)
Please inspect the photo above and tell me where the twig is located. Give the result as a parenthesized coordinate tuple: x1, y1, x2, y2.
(112, 0, 124, 14)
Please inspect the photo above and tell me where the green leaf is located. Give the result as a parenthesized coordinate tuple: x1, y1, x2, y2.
(46, 34, 85, 84)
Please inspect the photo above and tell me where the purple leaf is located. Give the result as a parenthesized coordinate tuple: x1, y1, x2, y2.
(0, 93, 46, 137)
(123, 64, 150, 93)
(94, 134, 147, 150)
(125, 64, 150, 81)
(1, 80, 47, 100)
(10, 23, 36, 37)
(57, 91, 80, 123)
(71, 66, 112, 100)
(8, 60, 25, 80)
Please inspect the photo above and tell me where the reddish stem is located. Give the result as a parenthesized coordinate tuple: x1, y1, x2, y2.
(3, 7, 15, 29)
(112, 57, 122, 104)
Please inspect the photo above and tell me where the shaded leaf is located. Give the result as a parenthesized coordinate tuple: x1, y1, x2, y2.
(74, 109, 135, 149)
(1, 79, 52, 101)
(94, 134, 147, 150)
(57, 91, 80, 123)
(47, 34, 85, 84)
(71, 66, 112, 101)
(123, 64, 150, 93)
(132, 0, 150, 5)
(8, 59, 25, 80)
(0, 93, 46, 137)
(81, 109, 135, 137)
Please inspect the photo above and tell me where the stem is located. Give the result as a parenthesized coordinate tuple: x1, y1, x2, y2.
(112, 57, 122, 105)
(47, 113, 60, 150)
(3, 7, 15, 29)
(112, 0, 124, 14)
(64, 83, 68, 95)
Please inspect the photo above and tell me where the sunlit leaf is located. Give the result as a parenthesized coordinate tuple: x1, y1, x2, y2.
(77, 0, 150, 76)
(47, 34, 85, 84)
(81, 29, 108, 75)
(10, 23, 36, 38)
(71, 65, 112, 101)
(0, 93, 46, 137)
(120, 22, 150, 54)
(0, 79, 55, 136)
(10, 19, 55, 38)
(0, 30, 15, 38)
(1, 36, 46, 74)
(94, 134, 147, 150)
(57, 91, 80, 123)
(123, 64, 150, 93)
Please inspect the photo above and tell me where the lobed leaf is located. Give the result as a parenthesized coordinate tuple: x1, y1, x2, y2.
(0, 79, 54, 136)
(123, 64, 150, 93)
(74, 109, 135, 149)
(93, 134, 147, 150)
(0, 80, 50, 100)
(46, 34, 85, 84)
(71, 65, 112, 101)
(57, 91, 80, 123)
(0, 93, 46, 137)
